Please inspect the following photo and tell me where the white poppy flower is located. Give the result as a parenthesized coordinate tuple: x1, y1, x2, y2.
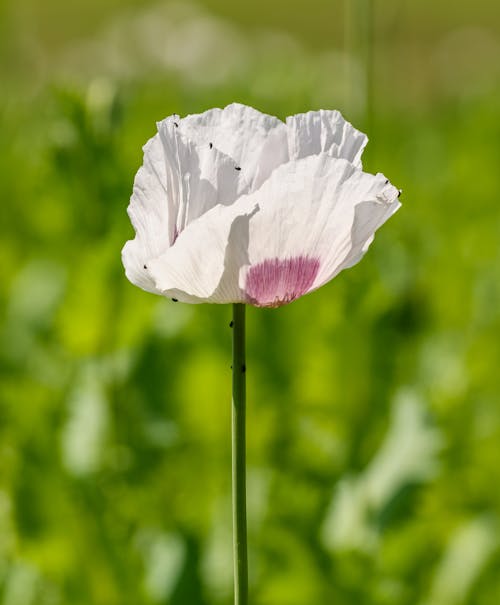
(122, 103, 401, 307)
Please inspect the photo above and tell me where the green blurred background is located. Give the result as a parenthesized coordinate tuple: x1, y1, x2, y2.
(1, 0, 500, 603)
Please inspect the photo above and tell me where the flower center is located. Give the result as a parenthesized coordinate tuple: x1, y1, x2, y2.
(245, 256, 320, 308)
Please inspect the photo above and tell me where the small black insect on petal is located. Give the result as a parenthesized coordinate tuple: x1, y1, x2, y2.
(209, 142, 213, 149)
(385, 179, 389, 184)
(143, 264, 147, 269)
(235, 166, 241, 171)
(398, 189, 402, 197)
(172, 298, 178, 302)
(173, 122, 179, 127)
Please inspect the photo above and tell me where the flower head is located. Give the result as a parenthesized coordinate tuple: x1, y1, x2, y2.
(122, 103, 401, 307)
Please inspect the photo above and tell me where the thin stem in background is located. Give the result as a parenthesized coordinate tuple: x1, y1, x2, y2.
(345, 0, 375, 135)
(232, 303, 248, 605)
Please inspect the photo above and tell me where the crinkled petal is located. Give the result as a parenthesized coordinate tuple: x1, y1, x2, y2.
(122, 104, 285, 297)
(310, 175, 401, 290)
(147, 154, 350, 304)
(123, 114, 254, 296)
(158, 116, 251, 233)
(286, 110, 368, 169)
(234, 155, 400, 306)
(176, 103, 289, 193)
(146, 197, 258, 303)
(145, 154, 399, 307)
(122, 134, 173, 294)
(123, 105, 399, 304)
(332, 195, 401, 273)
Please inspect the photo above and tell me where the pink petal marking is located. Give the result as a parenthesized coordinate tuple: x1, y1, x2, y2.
(245, 256, 320, 308)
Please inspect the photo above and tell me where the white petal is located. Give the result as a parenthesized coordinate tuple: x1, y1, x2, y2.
(176, 103, 289, 192)
(158, 115, 251, 231)
(147, 198, 257, 304)
(123, 104, 278, 298)
(334, 191, 401, 273)
(235, 155, 400, 306)
(243, 154, 361, 264)
(122, 134, 173, 294)
(311, 175, 401, 289)
(145, 155, 400, 306)
(286, 110, 368, 169)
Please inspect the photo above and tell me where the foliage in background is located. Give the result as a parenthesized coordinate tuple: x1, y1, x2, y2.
(1, 1, 500, 604)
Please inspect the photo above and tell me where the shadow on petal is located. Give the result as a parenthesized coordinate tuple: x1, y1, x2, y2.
(209, 206, 258, 303)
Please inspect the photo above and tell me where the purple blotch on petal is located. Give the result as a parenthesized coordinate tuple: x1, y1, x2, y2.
(245, 256, 320, 308)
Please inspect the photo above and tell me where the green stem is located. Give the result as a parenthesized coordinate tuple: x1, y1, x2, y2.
(363, 0, 374, 136)
(232, 303, 248, 605)
(345, 0, 374, 134)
